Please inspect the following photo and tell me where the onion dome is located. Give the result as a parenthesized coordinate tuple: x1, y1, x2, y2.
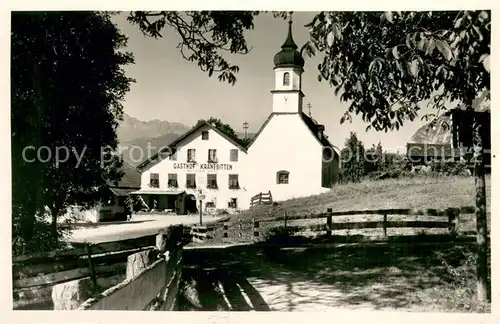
(273, 20, 305, 69)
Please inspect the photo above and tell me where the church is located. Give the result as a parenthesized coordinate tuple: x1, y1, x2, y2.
(134, 19, 340, 213)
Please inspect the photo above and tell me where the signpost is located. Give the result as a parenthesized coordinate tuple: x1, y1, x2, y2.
(196, 190, 206, 226)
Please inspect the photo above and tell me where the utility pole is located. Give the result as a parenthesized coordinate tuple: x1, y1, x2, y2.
(243, 121, 249, 139)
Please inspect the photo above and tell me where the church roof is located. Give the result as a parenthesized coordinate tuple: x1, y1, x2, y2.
(137, 121, 247, 171)
(273, 20, 305, 69)
(300, 112, 339, 153)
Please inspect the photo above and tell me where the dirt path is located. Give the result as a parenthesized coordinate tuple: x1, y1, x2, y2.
(182, 242, 481, 312)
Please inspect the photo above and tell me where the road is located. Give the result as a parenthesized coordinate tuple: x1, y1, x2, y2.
(67, 215, 223, 244)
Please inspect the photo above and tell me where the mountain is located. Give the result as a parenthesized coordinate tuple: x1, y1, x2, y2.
(119, 133, 182, 167)
(117, 113, 191, 143)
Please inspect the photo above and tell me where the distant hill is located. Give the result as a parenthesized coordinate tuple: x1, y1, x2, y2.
(117, 113, 191, 143)
(119, 133, 182, 167)
(117, 113, 254, 167)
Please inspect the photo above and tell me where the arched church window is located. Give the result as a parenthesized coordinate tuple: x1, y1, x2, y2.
(283, 72, 290, 86)
(276, 170, 290, 184)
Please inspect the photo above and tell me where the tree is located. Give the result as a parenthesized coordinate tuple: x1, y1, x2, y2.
(127, 11, 288, 85)
(364, 141, 384, 174)
(11, 11, 134, 255)
(127, 10, 490, 302)
(340, 132, 366, 183)
(306, 10, 490, 302)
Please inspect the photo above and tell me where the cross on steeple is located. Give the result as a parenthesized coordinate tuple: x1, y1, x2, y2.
(288, 11, 293, 23)
(307, 102, 312, 117)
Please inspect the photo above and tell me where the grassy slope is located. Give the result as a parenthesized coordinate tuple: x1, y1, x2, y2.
(232, 175, 491, 225)
(198, 175, 491, 245)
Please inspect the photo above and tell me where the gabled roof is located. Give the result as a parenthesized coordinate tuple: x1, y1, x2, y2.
(137, 121, 247, 171)
(246, 111, 340, 156)
(300, 112, 337, 150)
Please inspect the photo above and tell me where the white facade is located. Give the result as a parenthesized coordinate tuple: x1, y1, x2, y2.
(138, 124, 251, 212)
(244, 59, 339, 202)
(245, 114, 330, 202)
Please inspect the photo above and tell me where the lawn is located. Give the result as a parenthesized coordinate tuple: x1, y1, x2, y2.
(198, 175, 491, 245)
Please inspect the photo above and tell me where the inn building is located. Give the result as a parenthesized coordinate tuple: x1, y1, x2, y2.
(135, 122, 249, 213)
(134, 19, 340, 213)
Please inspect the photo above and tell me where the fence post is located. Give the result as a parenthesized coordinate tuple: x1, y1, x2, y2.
(85, 244, 97, 292)
(383, 214, 388, 237)
(253, 217, 260, 239)
(223, 222, 229, 238)
(448, 209, 458, 235)
(326, 208, 333, 237)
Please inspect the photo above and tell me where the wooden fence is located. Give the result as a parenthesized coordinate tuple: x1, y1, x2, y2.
(12, 225, 186, 310)
(78, 227, 184, 311)
(250, 191, 273, 208)
(218, 206, 476, 241)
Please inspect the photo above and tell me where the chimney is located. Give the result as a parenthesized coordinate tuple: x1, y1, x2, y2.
(317, 124, 325, 139)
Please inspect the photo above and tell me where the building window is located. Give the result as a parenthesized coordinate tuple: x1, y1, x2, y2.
(229, 149, 238, 162)
(202, 131, 209, 140)
(207, 173, 218, 189)
(228, 174, 239, 189)
(228, 198, 238, 209)
(168, 173, 178, 188)
(150, 173, 159, 188)
(186, 173, 196, 189)
(205, 201, 216, 208)
(187, 149, 196, 162)
(208, 149, 217, 163)
(283, 72, 290, 86)
(276, 170, 289, 184)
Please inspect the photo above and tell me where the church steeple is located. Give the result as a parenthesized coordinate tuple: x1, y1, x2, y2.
(281, 16, 298, 49)
(271, 13, 305, 114)
(273, 13, 305, 69)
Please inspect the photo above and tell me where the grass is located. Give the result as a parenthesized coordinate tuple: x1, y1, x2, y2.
(191, 175, 491, 246)
(240, 175, 491, 221)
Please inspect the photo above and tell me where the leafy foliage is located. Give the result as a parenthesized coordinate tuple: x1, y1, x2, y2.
(127, 11, 289, 85)
(11, 11, 134, 255)
(306, 11, 490, 131)
(340, 132, 366, 183)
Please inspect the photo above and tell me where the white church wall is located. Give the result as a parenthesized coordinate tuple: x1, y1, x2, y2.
(246, 114, 324, 202)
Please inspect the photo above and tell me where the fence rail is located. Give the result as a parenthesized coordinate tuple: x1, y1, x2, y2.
(12, 225, 186, 310)
(250, 191, 273, 208)
(215, 206, 475, 241)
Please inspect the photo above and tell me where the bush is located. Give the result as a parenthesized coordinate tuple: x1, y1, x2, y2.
(263, 225, 302, 244)
(430, 160, 471, 176)
(436, 246, 491, 312)
(12, 218, 69, 256)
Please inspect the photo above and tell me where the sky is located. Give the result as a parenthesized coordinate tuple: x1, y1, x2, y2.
(111, 11, 439, 153)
